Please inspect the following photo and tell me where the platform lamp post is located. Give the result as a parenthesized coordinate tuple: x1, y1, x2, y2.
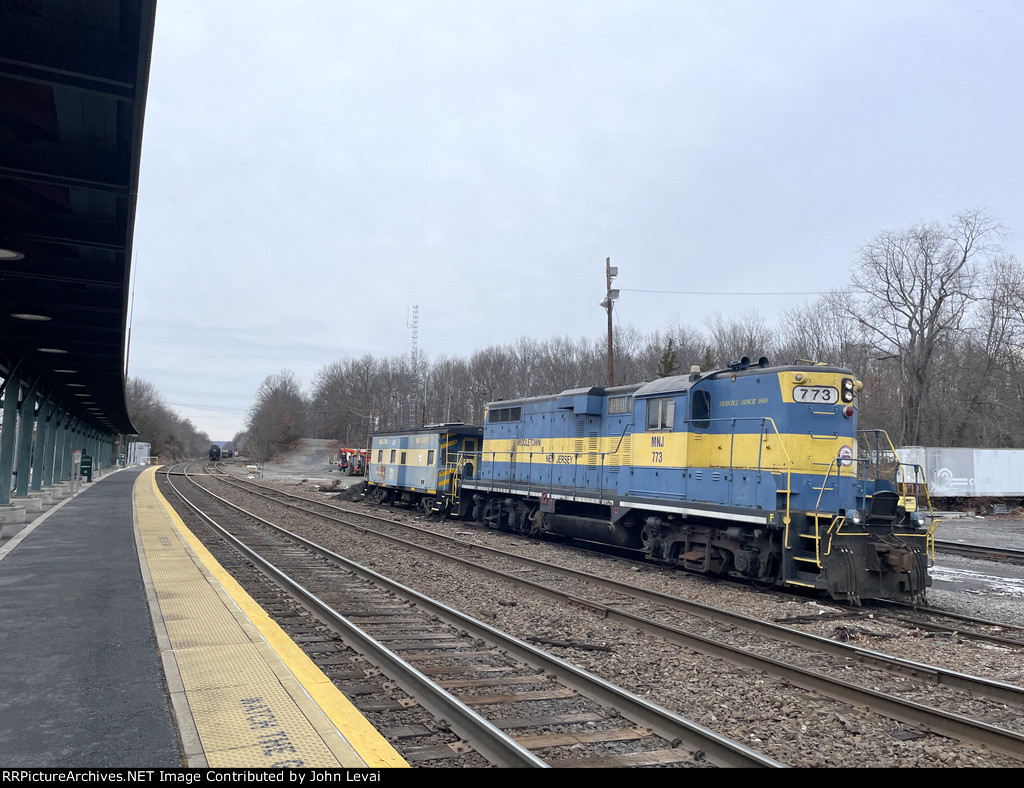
(599, 258, 619, 387)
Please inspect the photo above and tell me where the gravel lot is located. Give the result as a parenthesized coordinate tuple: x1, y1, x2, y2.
(927, 515, 1024, 626)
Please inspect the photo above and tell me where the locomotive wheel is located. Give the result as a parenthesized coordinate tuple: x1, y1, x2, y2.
(749, 553, 781, 590)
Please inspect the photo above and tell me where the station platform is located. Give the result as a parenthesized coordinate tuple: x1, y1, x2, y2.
(0, 465, 407, 769)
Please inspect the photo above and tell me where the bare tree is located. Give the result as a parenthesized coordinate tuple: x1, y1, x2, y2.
(703, 310, 775, 368)
(849, 209, 1009, 444)
(245, 370, 309, 462)
(126, 377, 212, 460)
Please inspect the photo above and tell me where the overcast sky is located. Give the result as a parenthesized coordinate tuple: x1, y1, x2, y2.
(128, 1, 1024, 440)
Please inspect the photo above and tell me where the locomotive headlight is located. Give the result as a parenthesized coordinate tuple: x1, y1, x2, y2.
(841, 377, 855, 403)
(909, 510, 926, 528)
(847, 509, 864, 526)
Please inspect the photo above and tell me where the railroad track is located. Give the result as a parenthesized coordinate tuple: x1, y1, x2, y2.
(934, 540, 1024, 566)
(163, 463, 778, 768)
(198, 467, 1024, 762)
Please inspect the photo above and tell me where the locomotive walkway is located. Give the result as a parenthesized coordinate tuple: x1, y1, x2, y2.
(0, 465, 405, 769)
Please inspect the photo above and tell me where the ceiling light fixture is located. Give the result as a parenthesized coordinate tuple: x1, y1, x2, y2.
(11, 313, 51, 321)
(36, 347, 67, 354)
(0, 248, 25, 261)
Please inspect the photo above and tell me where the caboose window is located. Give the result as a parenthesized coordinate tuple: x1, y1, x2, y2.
(427, 450, 435, 465)
(390, 449, 396, 463)
(400, 451, 407, 464)
(646, 398, 674, 429)
(377, 450, 383, 463)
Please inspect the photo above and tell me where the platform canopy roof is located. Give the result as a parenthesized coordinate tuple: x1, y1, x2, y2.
(0, 0, 156, 436)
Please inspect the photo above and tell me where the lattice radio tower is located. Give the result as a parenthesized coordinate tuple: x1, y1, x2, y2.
(408, 305, 421, 427)
(408, 304, 419, 370)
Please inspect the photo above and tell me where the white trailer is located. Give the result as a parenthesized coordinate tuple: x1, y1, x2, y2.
(899, 447, 1024, 497)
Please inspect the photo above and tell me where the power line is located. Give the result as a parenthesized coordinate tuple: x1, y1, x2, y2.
(168, 402, 248, 414)
(620, 287, 827, 296)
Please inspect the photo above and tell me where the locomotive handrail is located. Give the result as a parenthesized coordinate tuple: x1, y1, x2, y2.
(448, 416, 821, 547)
(857, 429, 935, 505)
(813, 450, 939, 565)
(688, 415, 794, 469)
(812, 456, 864, 517)
(469, 421, 791, 490)
(857, 428, 940, 560)
(461, 424, 631, 504)
(808, 456, 895, 568)
(688, 415, 795, 532)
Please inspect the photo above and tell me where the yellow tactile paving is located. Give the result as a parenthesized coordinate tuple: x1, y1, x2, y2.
(134, 466, 408, 769)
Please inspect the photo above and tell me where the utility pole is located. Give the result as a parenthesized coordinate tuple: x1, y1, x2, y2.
(600, 258, 619, 387)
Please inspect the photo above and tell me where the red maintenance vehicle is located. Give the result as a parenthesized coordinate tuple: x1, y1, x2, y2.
(338, 448, 368, 476)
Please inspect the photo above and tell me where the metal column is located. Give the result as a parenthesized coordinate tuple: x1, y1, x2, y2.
(0, 374, 21, 506)
(40, 406, 58, 488)
(14, 383, 36, 497)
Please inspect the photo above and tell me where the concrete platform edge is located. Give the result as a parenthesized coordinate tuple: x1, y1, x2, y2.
(141, 467, 408, 769)
(132, 474, 207, 768)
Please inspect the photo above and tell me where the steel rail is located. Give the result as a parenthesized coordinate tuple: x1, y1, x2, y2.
(207, 472, 1024, 759)
(934, 540, 1024, 565)
(165, 464, 548, 769)
(214, 473, 1024, 709)
(876, 600, 1024, 649)
(175, 464, 781, 768)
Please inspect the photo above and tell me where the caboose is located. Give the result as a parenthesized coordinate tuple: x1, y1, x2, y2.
(452, 359, 937, 605)
(365, 424, 483, 511)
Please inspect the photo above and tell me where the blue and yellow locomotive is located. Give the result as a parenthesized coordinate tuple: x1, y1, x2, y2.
(446, 358, 937, 605)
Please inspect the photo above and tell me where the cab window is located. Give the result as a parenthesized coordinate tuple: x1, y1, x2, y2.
(646, 398, 674, 430)
(692, 390, 711, 428)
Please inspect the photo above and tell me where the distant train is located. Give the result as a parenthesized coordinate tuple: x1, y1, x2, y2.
(209, 444, 221, 461)
(364, 358, 939, 605)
